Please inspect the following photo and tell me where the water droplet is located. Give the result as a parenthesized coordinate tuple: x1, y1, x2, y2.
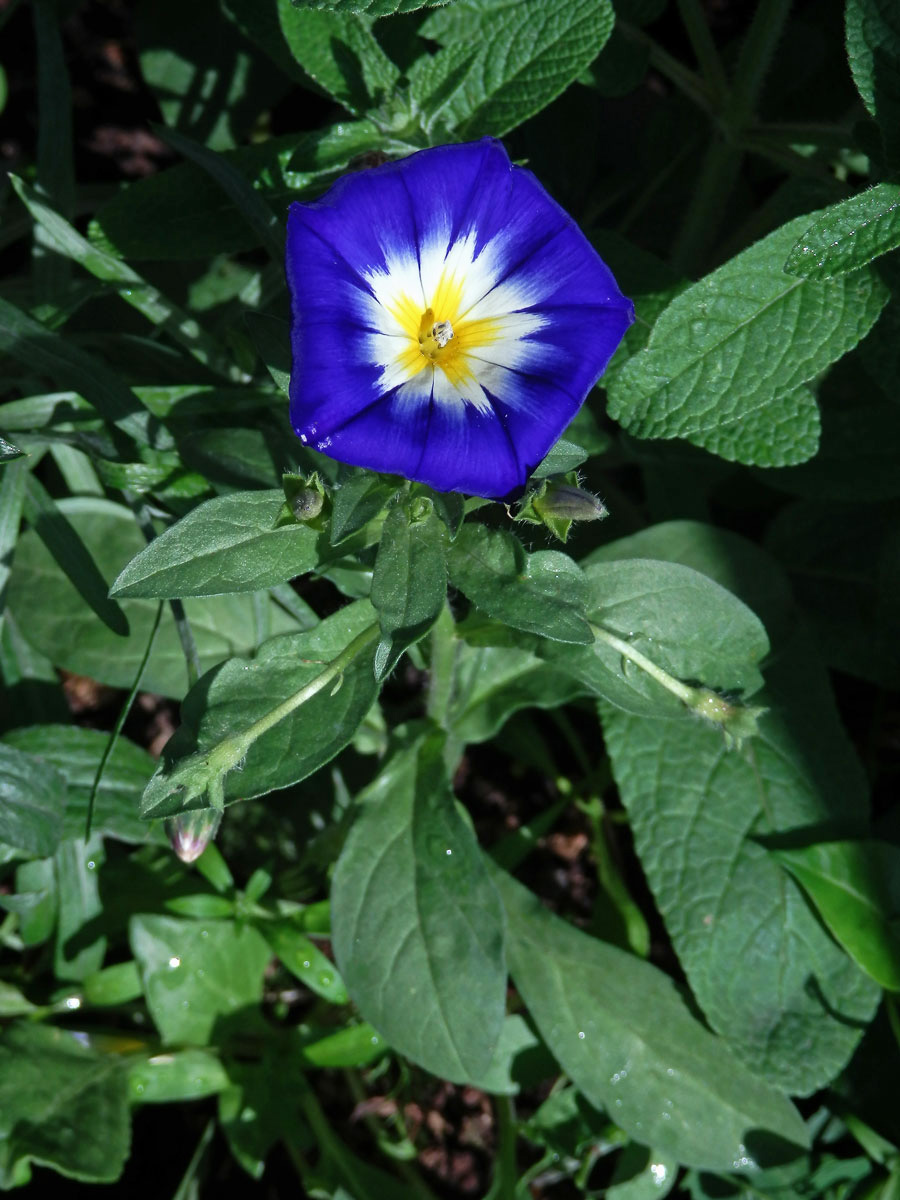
(445, 848, 453, 856)
(200, 929, 209, 938)
(168, 956, 181, 969)
(577, 1030, 586, 1040)
(318, 972, 333, 988)
(302, 960, 311, 970)
(86, 860, 96, 871)
(196, 968, 205, 978)
(65, 996, 81, 1010)
(370, 1035, 380, 1045)
(650, 1163, 669, 1186)
(665, 1067, 676, 1076)
(181, 999, 190, 1009)
(661, 1111, 671, 1120)
(133, 1081, 146, 1096)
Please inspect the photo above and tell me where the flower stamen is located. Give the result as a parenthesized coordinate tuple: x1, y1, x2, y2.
(417, 307, 456, 363)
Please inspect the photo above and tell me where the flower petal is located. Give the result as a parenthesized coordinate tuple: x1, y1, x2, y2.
(286, 138, 633, 498)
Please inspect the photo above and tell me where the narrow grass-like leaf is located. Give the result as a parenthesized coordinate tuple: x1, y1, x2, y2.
(0, 460, 26, 641)
(771, 840, 900, 992)
(448, 525, 593, 644)
(23, 472, 128, 636)
(244, 312, 291, 396)
(111, 490, 321, 599)
(153, 125, 285, 263)
(606, 214, 889, 461)
(331, 734, 507, 1082)
(0, 437, 24, 464)
(419, 0, 615, 137)
(370, 504, 447, 679)
(0, 296, 150, 444)
(493, 866, 810, 1169)
(786, 183, 900, 279)
(11, 175, 241, 380)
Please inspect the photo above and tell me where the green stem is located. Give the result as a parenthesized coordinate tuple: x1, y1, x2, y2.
(676, 0, 728, 103)
(425, 604, 457, 729)
(208, 624, 380, 777)
(618, 21, 713, 114)
(671, 134, 743, 274)
(85, 601, 163, 839)
(491, 1095, 518, 1200)
(590, 623, 695, 705)
(728, 0, 793, 127)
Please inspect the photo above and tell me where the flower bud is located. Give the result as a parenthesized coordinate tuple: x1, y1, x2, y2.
(688, 688, 766, 749)
(533, 482, 608, 524)
(166, 808, 222, 864)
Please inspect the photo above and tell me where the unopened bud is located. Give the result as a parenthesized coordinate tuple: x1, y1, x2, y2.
(533, 482, 608, 523)
(166, 807, 222, 864)
(291, 487, 324, 521)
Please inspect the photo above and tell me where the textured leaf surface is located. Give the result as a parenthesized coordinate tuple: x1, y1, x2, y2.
(141, 602, 379, 813)
(772, 841, 900, 991)
(0, 1022, 129, 1185)
(606, 214, 889, 461)
(6, 498, 300, 696)
(786, 183, 900, 278)
(130, 915, 271, 1045)
(0, 742, 66, 857)
(448, 525, 593, 644)
(297, 0, 446, 13)
(846, 0, 900, 161)
(494, 867, 810, 1169)
(277, 0, 399, 114)
(331, 735, 507, 1083)
(601, 630, 880, 1094)
(111, 490, 320, 598)
(2, 726, 159, 844)
(686, 386, 821, 468)
(419, 0, 614, 137)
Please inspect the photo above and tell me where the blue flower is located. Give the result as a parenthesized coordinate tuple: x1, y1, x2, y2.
(285, 139, 633, 499)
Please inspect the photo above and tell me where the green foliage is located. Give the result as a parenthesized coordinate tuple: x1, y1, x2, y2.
(2, 0, 898, 1193)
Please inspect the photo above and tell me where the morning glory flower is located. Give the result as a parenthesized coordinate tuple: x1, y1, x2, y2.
(285, 139, 633, 499)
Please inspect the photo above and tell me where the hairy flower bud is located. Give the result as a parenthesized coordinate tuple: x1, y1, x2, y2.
(533, 482, 608, 524)
(166, 808, 222, 864)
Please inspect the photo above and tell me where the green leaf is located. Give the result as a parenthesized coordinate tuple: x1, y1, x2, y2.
(296, 1022, 387, 1068)
(448, 525, 594, 644)
(447, 640, 585, 744)
(331, 734, 507, 1082)
(83, 961, 143, 1007)
(846, 0, 900, 162)
(607, 1145, 679, 1200)
(688, 385, 821, 468)
(1, 726, 160, 844)
(537, 557, 768, 719)
(244, 311, 291, 396)
(0, 1022, 129, 1185)
(601, 628, 881, 1094)
(0, 460, 27, 638)
(111, 490, 321, 599)
(129, 915, 272, 1045)
(23, 471, 129, 636)
(492, 866, 810, 1170)
(128, 1048, 230, 1104)
(141, 601, 379, 813)
(0, 742, 66, 857)
(6, 498, 301, 697)
(10, 174, 241, 380)
(330, 471, 398, 545)
(419, 0, 615, 137)
(785, 183, 900, 278)
(54, 835, 106, 981)
(261, 919, 349, 1004)
(770, 840, 900, 992)
(89, 123, 382, 260)
(606, 214, 889, 463)
(297, 0, 446, 14)
(277, 1, 400, 114)
(371, 504, 447, 680)
(0, 295, 150, 444)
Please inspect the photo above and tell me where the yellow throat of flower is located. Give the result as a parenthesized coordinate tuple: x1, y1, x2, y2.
(417, 307, 457, 364)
